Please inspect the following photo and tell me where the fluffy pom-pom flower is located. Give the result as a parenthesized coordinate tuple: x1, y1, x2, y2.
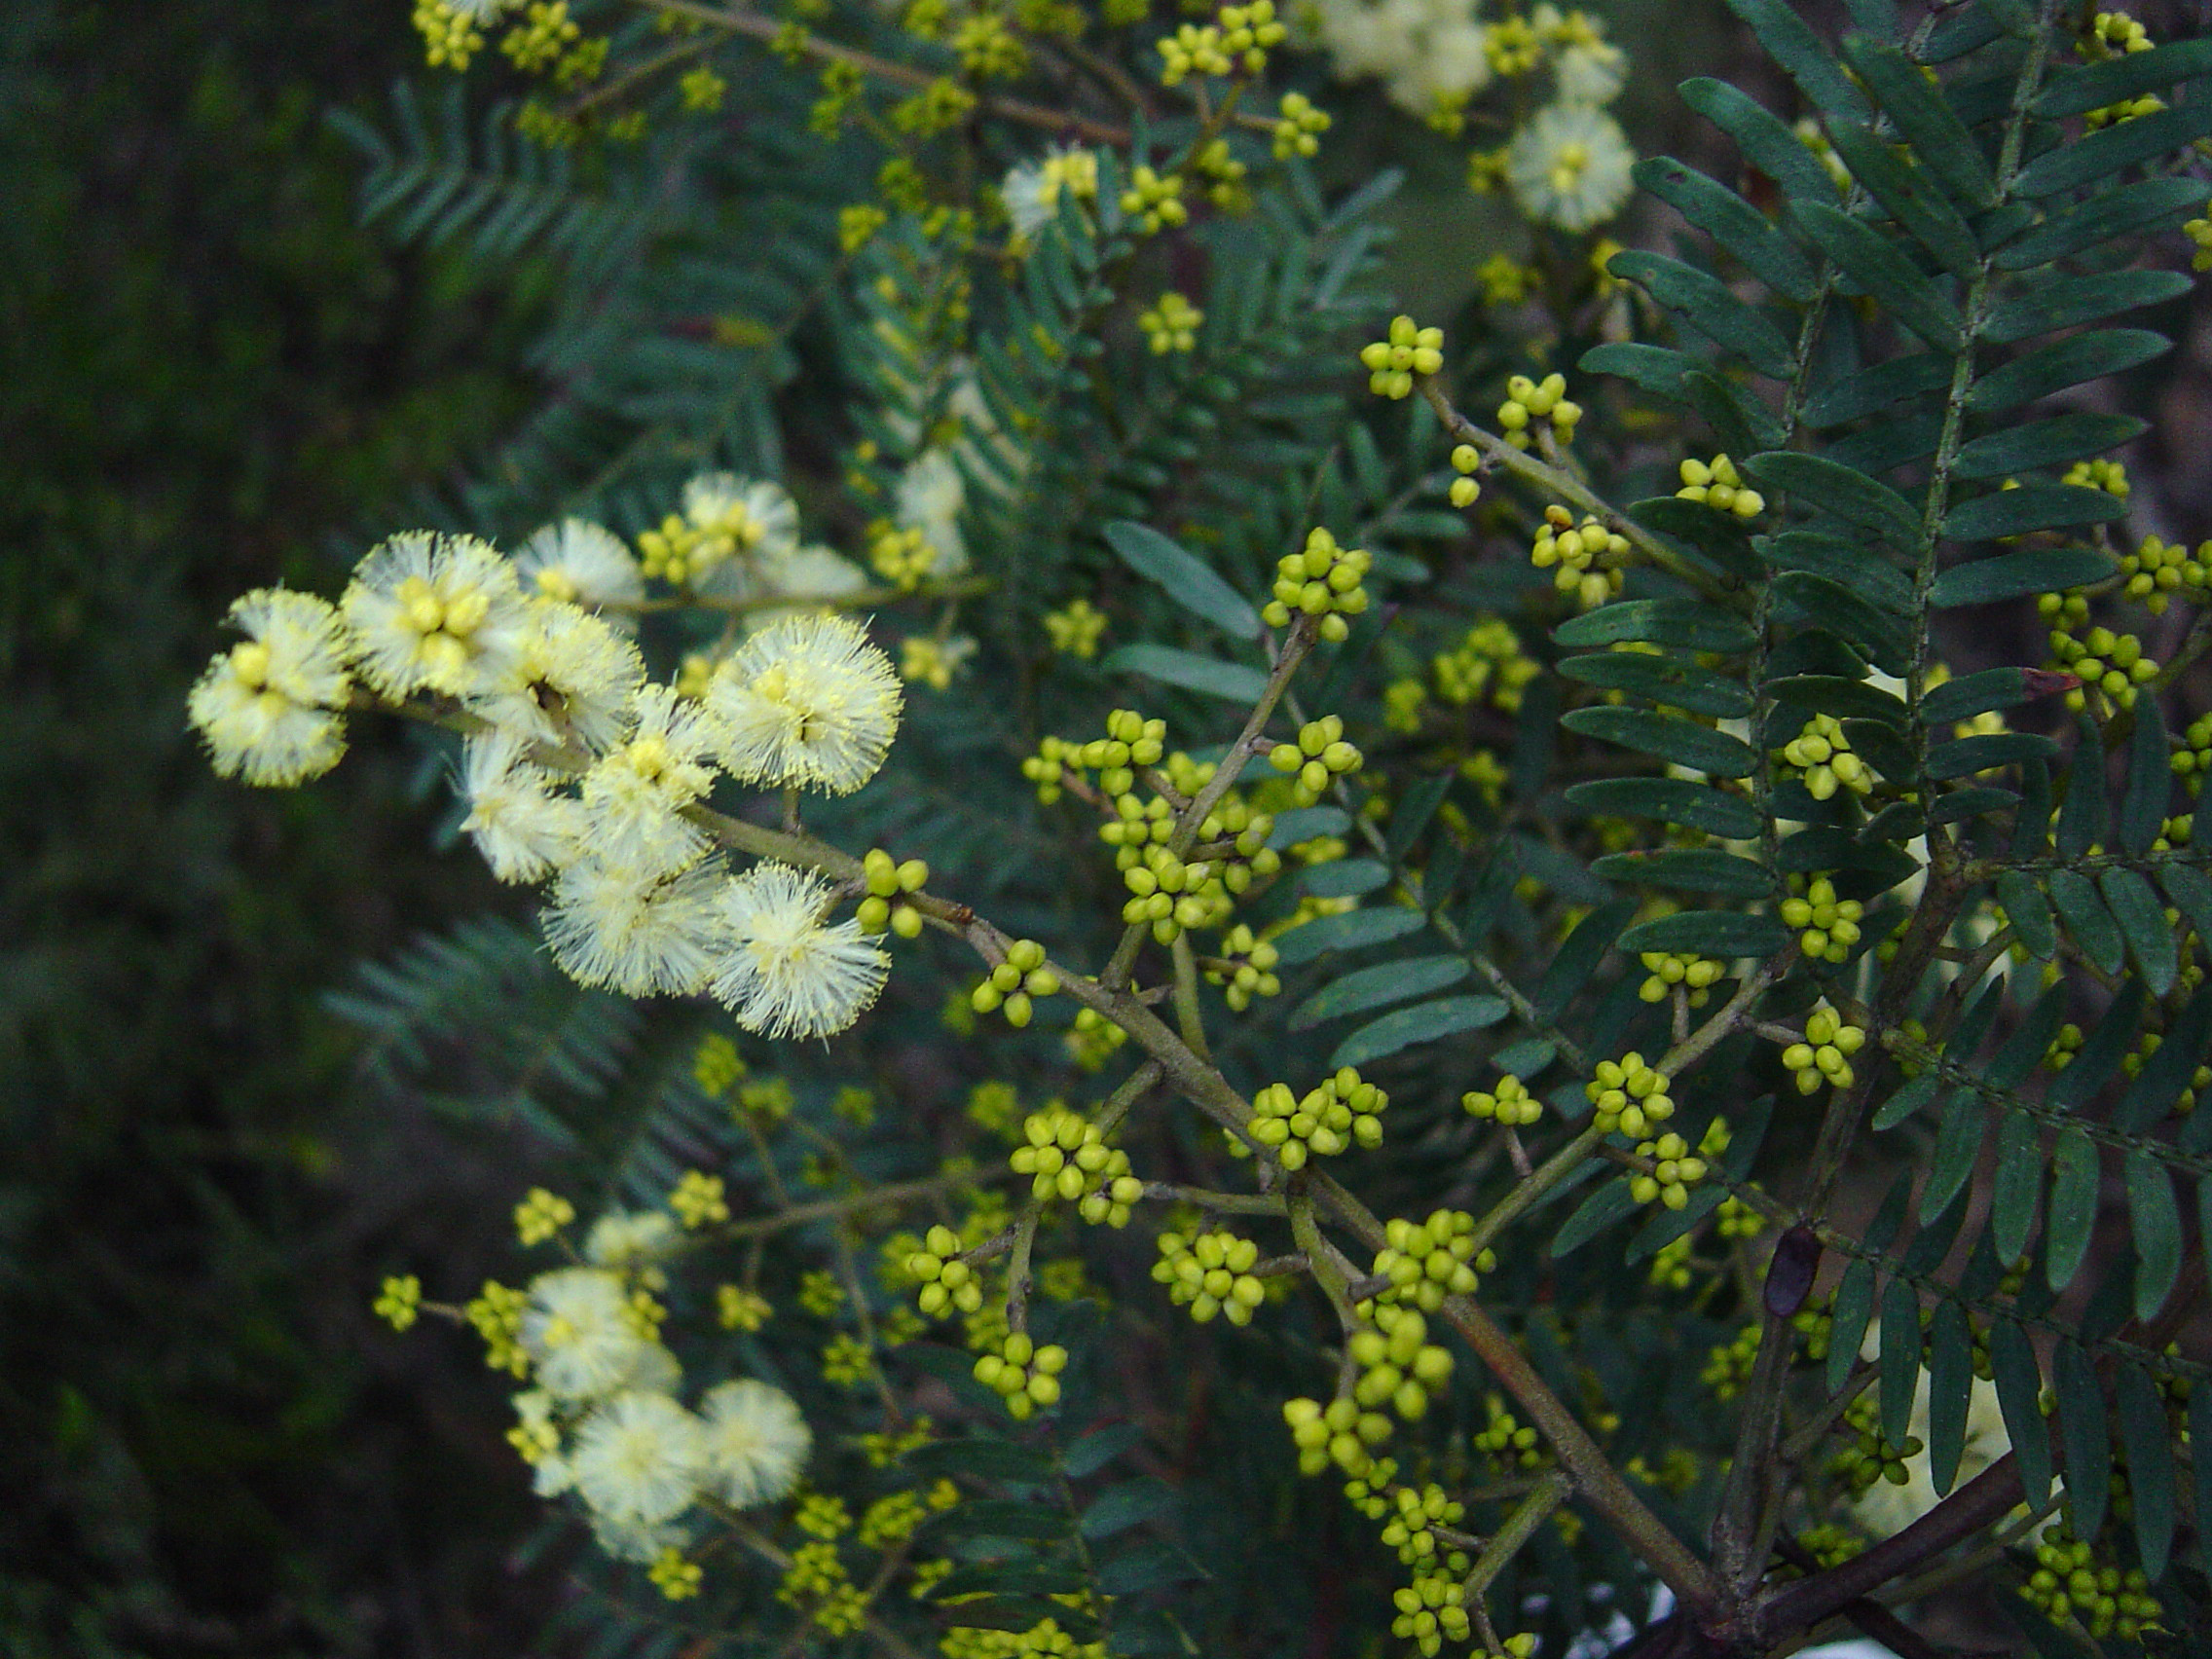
(698, 1379, 812, 1507)
(706, 613, 903, 795)
(710, 863, 888, 1040)
(187, 587, 352, 786)
(520, 1268, 654, 1402)
(458, 727, 585, 883)
(543, 856, 726, 996)
(466, 600, 645, 754)
(515, 518, 645, 614)
(1505, 101, 1634, 234)
(578, 683, 722, 878)
(341, 530, 530, 698)
(569, 1389, 709, 1530)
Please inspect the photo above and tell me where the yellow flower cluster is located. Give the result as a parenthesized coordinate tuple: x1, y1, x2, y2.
(1433, 618, 1540, 712)
(1153, 1228, 1266, 1323)
(2048, 622, 2159, 710)
(1585, 1052, 1674, 1137)
(2118, 534, 2207, 613)
(1496, 372, 1581, 450)
(1157, 22, 1230, 85)
(1022, 707, 1165, 801)
(972, 1331, 1069, 1418)
(1360, 315, 1444, 400)
(1778, 714, 1873, 802)
(1676, 455, 1765, 518)
(1119, 166, 1188, 234)
(670, 1170, 729, 1228)
(1530, 504, 1627, 609)
(856, 848, 930, 938)
(1218, 0, 1284, 70)
(1009, 1103, 1142, 1220)
(970, 938, 1061, 1027)
(1272, 92, 1332, 159)
(1783, 1004, 1865, 1094)
(1638, 951, 1721, 1007)
(2022, 1522, 2165, 1642)
(1139, 292, 1203, 353)
(1044, 598, 1108, 657)
(1205, 923, 1282, 1011)
(1781, 877, 1862, 965)
(1628, 1131, 1706, 1209)
(1462, 1074, 1540, 1125)
(1270, 716, 1363, 805)
(1262, 526, 1372, 635)
(1365, 1209, 1493, 1311)
(515, 1186, 576, 1245)
(375, 1273, 423, 1331)
(1250, 1066, 1386, 1167)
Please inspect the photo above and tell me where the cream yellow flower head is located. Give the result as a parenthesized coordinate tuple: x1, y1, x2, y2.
(569, 1389, 709, 1530)
(579, 683, 723, 878)
(186, 587, 352, 786)
(515, 518, 645, 613)
(895, 449, 970, 577)
(519, 1267, 652, 1401)
(467, 600, 646, 754)
(698, 1379, 812, 1507)
(710, 862, 889, 1040)
(542, 857, 726, 997)
(458, 727, 585, 883)
(1506, 101, 1635, 233)
(342, 530, 531, 699)
(682, 472, 801, 589)
(706, 612, 903, 795)
(1002, 145, 1100, 241)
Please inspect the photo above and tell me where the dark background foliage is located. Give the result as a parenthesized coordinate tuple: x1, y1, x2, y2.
(6, 0, 2210, 1654)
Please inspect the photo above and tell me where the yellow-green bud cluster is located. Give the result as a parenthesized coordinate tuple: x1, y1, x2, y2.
(1715, 1196, 1762, 1240)
(2020, 1522, 2163, 1642)
(856, 848, 930, 938)
(1639, 951, 1721, 1007)
(971, 938, 1060, 1028)
(1376, 1482, 1466, 1568)
(906, 1225, 985, 1317)
(1269, 715, 1363, 805)
(1473, 1394, 1542, 1467)
(1390, 1559, 1471, 1656)
(1830, 1395, 1921, 1495)
(2047, 622, 2157, 710)
(1432, 618, 1539, 713)
(1676, 455, 1764, 518)
(1152, 1229, 1266, 1324)
(1250, 1065, 1386, 1168)
(1261, 527, 1371, 637)
(1022, 708, 1166, 802)
(869, 522, 934, 589)
(1138, 291, 1202, 354)
(972, 1330, 1068, 1419)
(1530, 503, 1626, 609)
(414, 0, 485, 70)
(1495, 372, 1580, 451)
(1271, 92, 1331, 159)
(1780, 877, 1863, 965)
(1701, 1322, 1761, 1401)
(1779, 714, 1873, 802)
(2064, 458, 2129, 498)
(2120, 1030, 2212, 1116)
(1462, 1074, 1540, 1125)
(2175, 715, 2212, 786)
(1217, 0, 1284, 69)
(1447, 442, 1482, 508)
(1283, 1393, 1394, 1477)
(1359, 315, 1443, 400)
(2190, 214, 2212, 273)
(1629, 1132, 1707, 1209)
(1585, 1052, 1674, 1137)
(1120, 843, 1237, 941)
(1008, 1103, 1139, 1218)
(1365, 1209, 1493, 1311)
(1156, 21, 1230, 85)
(1206, 924, 1282, 1012)
(1348, 1304, 1455, 1424)
(1783, 1004, 1865, 1094)
(1648, 1235, 1693, 1291)
(1118, 166, 1187, 234)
